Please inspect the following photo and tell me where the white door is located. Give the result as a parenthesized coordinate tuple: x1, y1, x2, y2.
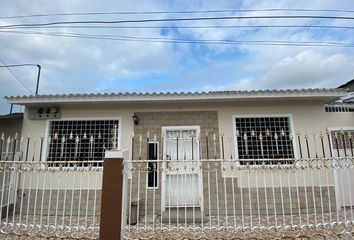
(161, 126, 203, 210)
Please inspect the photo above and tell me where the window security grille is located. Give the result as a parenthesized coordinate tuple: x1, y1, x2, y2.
(47, 120, 119, 165)
(330, 130, 354, 152)
(325, 104, 354, 112)
(235, 117, 294, 165)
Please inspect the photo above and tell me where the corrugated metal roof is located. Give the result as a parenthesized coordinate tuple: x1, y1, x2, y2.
(4, 88, 346, 104)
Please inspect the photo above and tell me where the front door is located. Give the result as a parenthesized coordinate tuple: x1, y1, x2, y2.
(161, 126, 203, 211)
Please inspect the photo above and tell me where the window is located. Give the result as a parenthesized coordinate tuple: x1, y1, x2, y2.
(330, 130, 354, 156)
(147, 142, 158, 188)
(235, 116, 294, 165)
(325, 104, 354, 112)
(47, 119, 119, 166)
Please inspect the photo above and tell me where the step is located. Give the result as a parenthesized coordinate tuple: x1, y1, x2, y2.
(161, 207, 208, 223)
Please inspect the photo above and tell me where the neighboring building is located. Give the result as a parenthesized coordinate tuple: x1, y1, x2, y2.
(338, 78, 354, 91)
(324, 79, 354, 112)
(0, 113, 23, 138)
(2, 88, 354, 238)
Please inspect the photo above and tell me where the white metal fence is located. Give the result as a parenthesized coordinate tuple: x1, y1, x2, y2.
(122, 129, 354, 239)
(0, 134, 104, 239)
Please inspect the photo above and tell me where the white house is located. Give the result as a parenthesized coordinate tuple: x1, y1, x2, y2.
(1, 88, 354, 239)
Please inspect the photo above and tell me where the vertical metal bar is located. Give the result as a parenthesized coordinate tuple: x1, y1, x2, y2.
(255, 168, 261, 226)
(176, 135, 179, 161)
(213, 133, 217, 159)
(32, 162, 41, 228)
(136, 165, 141, 233)
(335, 133, 340, 158)
(84, 168, 91, 231)
(139, 134, 142, 160)
(221, 134, 225, 160)
(144, 165, 148, 228)
(287, 167, 294, 227)
(326, 129, 333, 158)
(271, 168, 277, 227)
(215, 163, 220, 229)
(305, 134, 310, 158)
(68, 165, 76, 232)
(320, 132, 326, 158)
(25, 135, 30, 162)
(297, 132, 303, 159)
(239, 166, 245, 229)
(231, 164, 236, 229)
(294, 166, 302, 227)
(207, 164, 211, 229)
(341, 130, 347, 157)
(39, 136, 44, 162)
(278, 166, 285, 228)
(146, 131, 150, 160)
(263, 167, 270, 227)
(131, 135, 134, 160)
(191, 135, 194, 161)
(229, 137, 233, 160)
(324, 161, 332, 224)
(205, 132, 209, 160)
(223, 168, 228, 228)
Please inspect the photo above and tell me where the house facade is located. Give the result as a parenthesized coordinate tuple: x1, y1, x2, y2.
(2, 88, 354, 238)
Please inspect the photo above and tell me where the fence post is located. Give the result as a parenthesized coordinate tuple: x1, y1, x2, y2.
(100, 150, 128, 240)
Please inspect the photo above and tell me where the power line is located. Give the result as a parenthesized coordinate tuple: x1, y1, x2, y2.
(0, 57, 34, 94)
(4, 24, 354, 30)
(1, 29, 353, 48)
(2, 15, 354, 29)
(1, 8, 354, 19)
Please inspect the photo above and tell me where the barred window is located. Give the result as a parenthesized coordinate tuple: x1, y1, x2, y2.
(330, 130, 354, 153)
(47, 120, 119, 165)
(235, 116, 294, 165)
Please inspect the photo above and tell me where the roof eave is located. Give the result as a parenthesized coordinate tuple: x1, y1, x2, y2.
(5, 92, 346, 105)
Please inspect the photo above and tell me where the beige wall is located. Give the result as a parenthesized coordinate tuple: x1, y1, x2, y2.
(18, 99, 354, 189)
(20, 99, 354, 162)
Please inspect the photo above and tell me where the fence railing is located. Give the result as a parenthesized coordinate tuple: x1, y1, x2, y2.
(122, 128, 354, 239)
(122, 157, 354, 239)
(0, 133, 105, 239)
(0, 127, 353, 239)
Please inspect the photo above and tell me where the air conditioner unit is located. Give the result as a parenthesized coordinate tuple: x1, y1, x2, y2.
(28, 106, 61, 120)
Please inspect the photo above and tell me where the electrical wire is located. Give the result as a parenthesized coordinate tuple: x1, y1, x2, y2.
(1, 29, 353, 47)
(0, 58, 34, 95)
(1, 8, 354, 19)
(3, 24, 354, 30)
(1, 15, 354, 29)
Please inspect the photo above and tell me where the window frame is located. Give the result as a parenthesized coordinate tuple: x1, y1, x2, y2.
(43, 117, 122, 166)
(232, 114, 298, 165)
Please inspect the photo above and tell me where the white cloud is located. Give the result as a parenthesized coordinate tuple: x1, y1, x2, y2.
(202, 78, 254, 91)
(263, 50, 354, 88)
(1, 0, 354, 114)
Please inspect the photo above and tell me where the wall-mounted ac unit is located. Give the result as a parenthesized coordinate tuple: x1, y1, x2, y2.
(28, 106, 61, 120)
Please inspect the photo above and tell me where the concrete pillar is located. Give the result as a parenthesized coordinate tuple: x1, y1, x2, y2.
(100, 150, 128, 240)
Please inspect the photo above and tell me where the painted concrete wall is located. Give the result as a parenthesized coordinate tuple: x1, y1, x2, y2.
(17, 99, 354, 190)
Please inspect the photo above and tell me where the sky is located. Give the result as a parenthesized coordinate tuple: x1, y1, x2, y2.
(1, 0, 354, 114)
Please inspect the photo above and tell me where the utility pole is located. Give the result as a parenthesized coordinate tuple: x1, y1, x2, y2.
(0, 63, 42, 114)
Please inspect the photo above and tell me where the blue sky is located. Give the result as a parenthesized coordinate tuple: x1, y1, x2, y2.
(1, 0, 354, 114)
